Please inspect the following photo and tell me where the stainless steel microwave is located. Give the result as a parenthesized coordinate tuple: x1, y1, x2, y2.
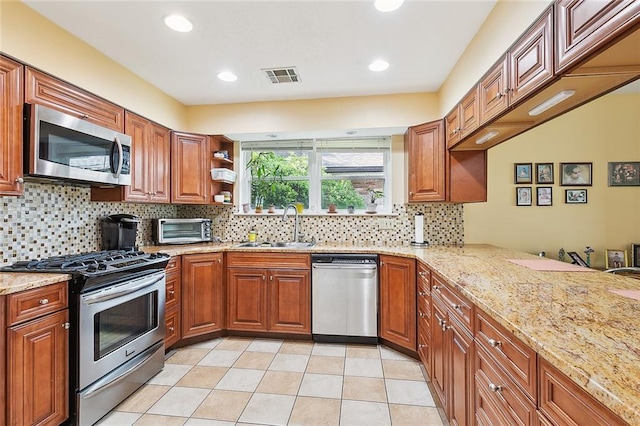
(152, 218, 213, 245)
(25, 103, 132, 186)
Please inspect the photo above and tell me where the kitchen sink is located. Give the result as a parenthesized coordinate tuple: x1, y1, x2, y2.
(234, 241, 316, 249)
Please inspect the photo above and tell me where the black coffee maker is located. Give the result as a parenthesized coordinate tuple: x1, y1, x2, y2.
(101, 214, 140, 251)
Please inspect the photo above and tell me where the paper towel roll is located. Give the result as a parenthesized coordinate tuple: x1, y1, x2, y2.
(414, 213, 424, 244)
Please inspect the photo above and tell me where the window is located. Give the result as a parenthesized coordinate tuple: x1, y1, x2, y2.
(240, 138, 391, 213)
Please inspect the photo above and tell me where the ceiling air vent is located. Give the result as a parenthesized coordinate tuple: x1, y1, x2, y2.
(262, 67, 301, 84)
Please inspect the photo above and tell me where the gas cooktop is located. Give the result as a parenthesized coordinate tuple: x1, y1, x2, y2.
(2, 249, 170, 277)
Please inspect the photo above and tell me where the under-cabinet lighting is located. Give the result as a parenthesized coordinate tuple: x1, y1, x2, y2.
(475, 131, 499, 145)
(375, 0, 405, 12)
(164, 14, 193, 32)
(528, 90, 575, 116)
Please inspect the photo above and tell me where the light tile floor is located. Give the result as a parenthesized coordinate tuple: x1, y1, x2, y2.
(97, 337, 445, 426)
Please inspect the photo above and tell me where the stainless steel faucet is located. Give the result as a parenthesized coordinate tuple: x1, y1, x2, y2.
(282, 203, 300, 242)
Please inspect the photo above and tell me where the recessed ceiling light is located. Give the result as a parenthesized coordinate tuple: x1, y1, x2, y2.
(164, 14, 193, 32)
(217, 71, 238, 82)
(369, 60, 389, 72)
(374, 0, 405, 12)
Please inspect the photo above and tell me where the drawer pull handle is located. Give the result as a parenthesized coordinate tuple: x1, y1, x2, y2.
(62, 322, 70, 329)
(433, 285, 440, 290)
(169, 290, 175, 296)
(168, 326, 174, 332)
(488, 339, 502, 348)
(39, 298, 49, 305)
(488, 383, 502, 392)
(418, 291, 427, 296)
(418, 344, 426, 349)
(418, 271, 425, 276)
(452, 303, 461, 310)
(419, 312, 427, 317)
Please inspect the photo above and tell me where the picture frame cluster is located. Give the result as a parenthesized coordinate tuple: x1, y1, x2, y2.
(514, 162, 592, 206)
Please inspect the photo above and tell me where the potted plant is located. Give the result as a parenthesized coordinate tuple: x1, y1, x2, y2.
(246, 152, 284, 213)
(366, 188, 384, 213)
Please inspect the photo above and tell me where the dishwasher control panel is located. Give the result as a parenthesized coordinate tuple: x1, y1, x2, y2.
(311, 254, 378, 264)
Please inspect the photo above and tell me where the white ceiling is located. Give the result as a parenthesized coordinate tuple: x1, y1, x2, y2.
(23, 0, 499, 106)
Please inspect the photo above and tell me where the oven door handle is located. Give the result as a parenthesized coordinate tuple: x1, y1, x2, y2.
(82, 272, 164, 304)
(81, 341, 163, 399)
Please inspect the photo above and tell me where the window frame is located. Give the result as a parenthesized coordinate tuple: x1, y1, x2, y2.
(239, 138, 392, 214)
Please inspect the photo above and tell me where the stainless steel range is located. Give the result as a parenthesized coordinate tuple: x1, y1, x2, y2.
(3, 249, 170, 425)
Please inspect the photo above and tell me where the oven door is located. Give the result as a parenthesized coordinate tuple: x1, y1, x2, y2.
(78, 270, 165, 390)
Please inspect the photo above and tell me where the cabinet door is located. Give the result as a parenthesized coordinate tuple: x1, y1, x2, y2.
(405, 120, 446, 202)
(555, 0, 640, 73)
(479, 56, 509, 125)
(379, 255, 416, 350)
(0, 56, 24, 196)
(449, 318, 473, 426)
(165, 306, 181, 349)
(268, 269, 311, 334)
(25, 67, 124, 131)
(445, 107, 461, 148)
(182, 253, 224, 338)
(150, 123, 171, 203)
(227, 268, 268, 331)
(509, 7, 554, 106)
(431, 300, 448, 411)
(8, 309, 69, 426)
(171, 131, 209, 204)
(459, 87, 480, 137)
(123, 112, 151, 202)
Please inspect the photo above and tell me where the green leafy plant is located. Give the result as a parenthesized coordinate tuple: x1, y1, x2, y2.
(246, 152, 285, 207)
(367, 188, 384, 203)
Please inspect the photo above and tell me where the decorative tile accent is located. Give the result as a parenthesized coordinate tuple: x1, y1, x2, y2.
(1, 181, 463, 265)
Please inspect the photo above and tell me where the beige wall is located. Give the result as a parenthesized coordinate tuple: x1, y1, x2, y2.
(0, 1, 187, 130)
(464, 92, 640, 268)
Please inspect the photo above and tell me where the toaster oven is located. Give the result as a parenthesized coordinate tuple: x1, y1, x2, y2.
(152, 218, 212, 244)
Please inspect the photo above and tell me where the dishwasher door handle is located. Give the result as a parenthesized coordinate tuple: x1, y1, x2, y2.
(312, 264, 377, 270)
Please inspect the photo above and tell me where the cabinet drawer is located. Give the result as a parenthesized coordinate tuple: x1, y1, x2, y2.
(417, 294, 430, 328)
(431, 273, 473, 330)
(227, 252, 310, 269)
(8, 282, 68, 326)
(165, 271, 181, 311)
(475, 374, 513, 426)
(476, 344, 537, 426)
(417, 321, 430, 374)
(417, 262, 430, 293)
(166, 256, 181, 274)
(538, 358, 626, 426)
(164, 306, 181, 349)
(475, 308, 537, 401)
(25, 67, 124, 131)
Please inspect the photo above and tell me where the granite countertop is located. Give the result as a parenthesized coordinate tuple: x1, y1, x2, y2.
(1, 242, 638, 424)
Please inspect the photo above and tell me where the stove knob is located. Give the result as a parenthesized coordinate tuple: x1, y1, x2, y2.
(87, 266, 97, 272)
(149, 253, 158, 259)
(98, 264, 107, 270)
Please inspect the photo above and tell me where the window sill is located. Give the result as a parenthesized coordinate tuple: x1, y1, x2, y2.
(234, 211, 398, 217)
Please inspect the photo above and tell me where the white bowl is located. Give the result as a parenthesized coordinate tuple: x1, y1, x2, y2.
(214, 195, 225, 203)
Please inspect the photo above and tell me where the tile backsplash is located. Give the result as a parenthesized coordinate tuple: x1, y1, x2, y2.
(1, 182, 463, 266)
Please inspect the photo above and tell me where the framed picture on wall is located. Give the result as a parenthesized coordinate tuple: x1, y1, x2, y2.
(536, 187, 552, 206)
(514, 163, 532, 184)
(565, 189, 587, 204)
(516, 187, 532, 206)
(632, 244, 640, 268)
(608, 162, 640, 186)
(605, 249, 628, 269)
(560, 162, 592, 186)
(535, 163, 554, 184)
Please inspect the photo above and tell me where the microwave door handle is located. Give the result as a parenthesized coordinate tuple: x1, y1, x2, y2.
(112, 136, 124, 178)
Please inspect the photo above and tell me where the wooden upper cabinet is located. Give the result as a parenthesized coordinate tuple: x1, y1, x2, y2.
(91, 112, 171, 203)
(25, 67, 124, 131)
(446, 87, 480, 149)
(405, 120, 446, 202)
(0, 56, 24, 196)
(171, 131, 209, 204)
(509, 7, 554, 106)
(479, 55, 510, 125)
(555, 0, 640, 73)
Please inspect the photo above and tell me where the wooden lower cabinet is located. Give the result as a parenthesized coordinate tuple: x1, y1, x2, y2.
(379, 255, 416, 350)
(6, 283, 69, 426)
(226, 253, 310, 335)
(181, 253, 224, 338)
(227, 267, 310, 334)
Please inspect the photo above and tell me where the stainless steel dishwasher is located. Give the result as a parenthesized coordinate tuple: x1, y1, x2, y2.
(311, 254, 378, 344)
